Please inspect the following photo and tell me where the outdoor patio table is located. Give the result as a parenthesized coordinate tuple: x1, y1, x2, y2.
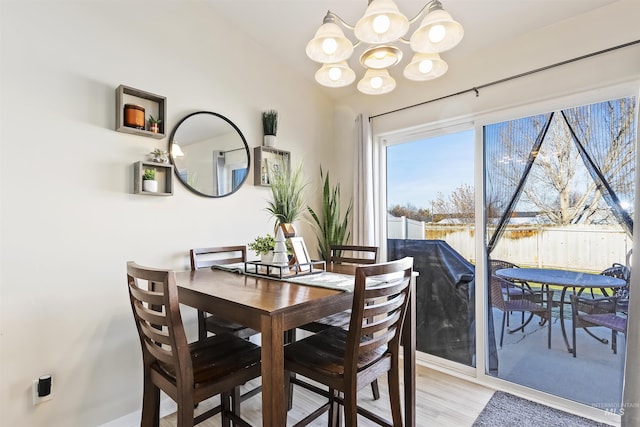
(495, 268, 626, 354)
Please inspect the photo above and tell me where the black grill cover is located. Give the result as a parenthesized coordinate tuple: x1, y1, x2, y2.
(388, 239, 497, 372)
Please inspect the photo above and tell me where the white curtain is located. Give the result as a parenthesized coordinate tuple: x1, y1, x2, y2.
(352, 114, 377, 247)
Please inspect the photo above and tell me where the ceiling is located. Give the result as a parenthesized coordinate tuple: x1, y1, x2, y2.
(204, 0, 619, 100)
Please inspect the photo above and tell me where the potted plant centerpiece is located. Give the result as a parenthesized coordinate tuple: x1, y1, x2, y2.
(262, 109, 278, 147)
(307, 166, 353, 261)
(148, 115, 162, 133)
(248, 234, 276, 264)
(266, 161, 307, 238)
(142, 168, 158, 192)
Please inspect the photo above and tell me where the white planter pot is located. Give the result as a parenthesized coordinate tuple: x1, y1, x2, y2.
(260, 251, 274, 264)
(263, 135, 276, 147)
(143, 180, 158, 192)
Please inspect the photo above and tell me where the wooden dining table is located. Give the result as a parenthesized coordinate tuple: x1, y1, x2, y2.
(175, 264, 416, 427)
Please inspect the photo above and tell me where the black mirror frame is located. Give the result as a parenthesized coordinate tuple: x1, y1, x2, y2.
(168, 111, 251, 198)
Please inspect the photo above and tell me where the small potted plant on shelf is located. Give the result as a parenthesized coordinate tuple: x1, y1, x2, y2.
(149, 148, 169, 163)
(142, 168, 158, 193)
(148, 115, 162, 133)
(248, 234, 276, 264)
(262, 109, 278, 147)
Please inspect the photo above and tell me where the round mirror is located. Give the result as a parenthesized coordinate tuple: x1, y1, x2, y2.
(169, 111, 250, 197)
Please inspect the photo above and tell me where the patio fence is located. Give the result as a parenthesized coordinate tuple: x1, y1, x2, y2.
(387, 215, 632, 272)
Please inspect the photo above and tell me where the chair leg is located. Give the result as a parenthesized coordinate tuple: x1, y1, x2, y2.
(231, 387, 241, 419)
(612, 331, 617, 354)
(221, 391, 232, 427)
(388, 359, 403, 427)
(327, 388, 340, 427)
(141, 376, 160, 427)
(572, 322, 577, 358)
(500, 311, 506, 347)
(343, 387, 358, 427)
(176, 392, 195, 427)
(197, 310, 207, 341)
(370, 379, 380, 400)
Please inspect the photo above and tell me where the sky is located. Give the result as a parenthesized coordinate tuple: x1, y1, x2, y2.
(386, 129, 475, 210)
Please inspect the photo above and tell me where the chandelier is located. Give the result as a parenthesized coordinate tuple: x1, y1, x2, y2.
(306, 0, 463, 95)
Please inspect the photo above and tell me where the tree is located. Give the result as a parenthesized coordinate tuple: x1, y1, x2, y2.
(387, 203, 431, 222)
(488, 98, 636, 226)
(431, 184, 475, 223)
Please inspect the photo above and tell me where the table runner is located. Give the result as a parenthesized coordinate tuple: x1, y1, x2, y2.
(210, 263, 378, 292)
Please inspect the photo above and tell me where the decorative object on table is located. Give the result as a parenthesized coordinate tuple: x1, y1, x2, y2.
(148, 115, 162, 133)
(307, 166, 353, 261)
(123, 104, 145, 129)
(262, 109, 278, 147)
(142, 168, 158, 193)
(289, 236, 311, 267)
(265, 161, 307, 238)
(149, 147, 169, 163)
(248, 234, 275, 264)
(271, 227, 290, 274)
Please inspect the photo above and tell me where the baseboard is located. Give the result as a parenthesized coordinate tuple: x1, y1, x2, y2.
(97, 396, 177, 427)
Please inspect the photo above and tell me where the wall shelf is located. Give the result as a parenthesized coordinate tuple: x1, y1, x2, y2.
(116, 85, 167, 139)
(133, 161, 173, 196)
(254, 146, 290, 187)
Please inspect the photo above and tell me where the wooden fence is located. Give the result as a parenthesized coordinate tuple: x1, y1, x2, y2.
(387, 215, 632, 272)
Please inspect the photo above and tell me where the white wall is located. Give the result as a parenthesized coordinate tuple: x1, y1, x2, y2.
(0, 1, 333, 426)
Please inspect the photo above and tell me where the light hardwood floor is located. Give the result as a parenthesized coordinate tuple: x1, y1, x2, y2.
(160, 365, 495, 426)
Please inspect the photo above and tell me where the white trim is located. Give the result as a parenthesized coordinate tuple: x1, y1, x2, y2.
(97, 396, 176, 427)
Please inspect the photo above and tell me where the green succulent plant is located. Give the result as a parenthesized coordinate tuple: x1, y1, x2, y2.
(248, 234, 275, 255)
(143, 168, 156, 181)
(148, 115, 162, 124)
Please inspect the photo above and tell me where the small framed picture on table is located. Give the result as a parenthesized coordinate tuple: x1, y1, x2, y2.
(289, 237, 311, 272)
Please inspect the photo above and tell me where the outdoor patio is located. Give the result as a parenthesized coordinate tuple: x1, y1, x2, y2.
(490, 306, 626, 414)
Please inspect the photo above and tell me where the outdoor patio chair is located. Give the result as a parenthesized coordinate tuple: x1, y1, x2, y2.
(569, 294, 627, 357)
(489, 259, 543, 326)
(597, 263, 631, 313)
(490, 275, 553, 348)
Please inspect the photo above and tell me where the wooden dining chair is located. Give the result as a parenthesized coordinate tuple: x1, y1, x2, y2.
(297, 244, 381, 400)
(570, 294, 628, 357)
(285, 257, 414, 427)
(190, 246, 263, 407)
(190, 246, 259, 341)
(126, 261, 261, 427)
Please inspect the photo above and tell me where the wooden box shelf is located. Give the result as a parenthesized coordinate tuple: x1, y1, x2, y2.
(254, 146, 290, 187)
(133, 161, 173, 196)
(116, 85, 167, 139)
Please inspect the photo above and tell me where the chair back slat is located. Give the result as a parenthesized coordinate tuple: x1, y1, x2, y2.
(190, 246, 247, 270)
(345, 257, 413, 375)
(330, 245, 378, 265)
(127, 261, 191, 376)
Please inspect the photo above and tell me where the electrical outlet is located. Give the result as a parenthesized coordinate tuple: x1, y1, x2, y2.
(32, 378, 53, 405)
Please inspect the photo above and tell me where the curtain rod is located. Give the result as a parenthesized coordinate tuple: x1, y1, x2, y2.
(370, 39, 640, 120)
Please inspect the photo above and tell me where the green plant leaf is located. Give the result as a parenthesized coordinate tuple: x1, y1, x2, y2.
(307, 166, 352, 261)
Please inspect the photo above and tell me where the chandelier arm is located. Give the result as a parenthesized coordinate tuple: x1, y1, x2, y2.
(407, 0, 441, 24)
(325, 11, 356, 30)
(398, 37, 411, 45)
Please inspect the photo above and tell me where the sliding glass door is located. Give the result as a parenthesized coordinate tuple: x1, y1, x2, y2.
(484, 96, 636, 412)
(386, 129, 477, 368)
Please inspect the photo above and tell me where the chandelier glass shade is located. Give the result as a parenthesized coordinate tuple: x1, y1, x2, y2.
(306, 0, 463, 95)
